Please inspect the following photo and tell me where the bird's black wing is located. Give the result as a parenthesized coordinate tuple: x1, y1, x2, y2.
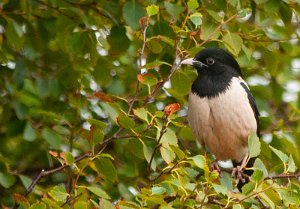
(240, 82, 260, 136)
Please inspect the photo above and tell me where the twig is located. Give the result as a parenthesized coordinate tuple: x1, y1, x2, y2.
(143, 36, 181, 106)
(264, 172, 300, 180)
(199, 13, 237, 47)
(24, 152, 90, 196)
(148, 115, 169, 172)
(24, 129, 124, 197)
(128, 16, 149, 114)
(150, 157, 184, 182)
(61, 193, 83, 207)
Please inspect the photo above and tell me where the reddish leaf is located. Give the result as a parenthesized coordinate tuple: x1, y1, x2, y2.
(139, 16, 149, 29)
(13, 193, 28, 204)
(87, 124, 97, 142)
(164, 103, 181, 116)
(137, 73, 158, 86)
(49, 150, 59, 158)
(93, 92, 114, 103)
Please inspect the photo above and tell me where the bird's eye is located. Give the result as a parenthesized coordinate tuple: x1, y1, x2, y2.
(206, 57, 215, 65)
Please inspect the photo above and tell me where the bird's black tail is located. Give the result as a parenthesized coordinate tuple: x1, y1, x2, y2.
(233, 157, 255, 192)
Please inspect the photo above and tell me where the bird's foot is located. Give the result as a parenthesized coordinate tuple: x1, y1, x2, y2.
(232, 166, 246, 183)
(210, 160, 222, 176)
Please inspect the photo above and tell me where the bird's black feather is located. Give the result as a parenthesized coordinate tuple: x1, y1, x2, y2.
(240, 82, 260, 137)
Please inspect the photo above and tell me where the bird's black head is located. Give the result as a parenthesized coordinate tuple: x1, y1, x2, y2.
(181, 47, 243, 98)
(182, 47, 242, 76)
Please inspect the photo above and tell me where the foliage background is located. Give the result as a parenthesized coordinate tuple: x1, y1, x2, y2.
(0, 0, 300, 208)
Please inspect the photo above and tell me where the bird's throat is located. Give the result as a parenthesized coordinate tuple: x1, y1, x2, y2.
(191, 73, 235, 98)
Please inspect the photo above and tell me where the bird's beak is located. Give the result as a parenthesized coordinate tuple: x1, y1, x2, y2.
(181, 58, 207, 68)
(181, 58, 195, 65)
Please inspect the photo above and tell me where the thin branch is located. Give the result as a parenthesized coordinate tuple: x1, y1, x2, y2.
(23, 130, 125, 197)
(148, 115, 169, 172)
(143, 36, 181, 106)
(150, 156, 184, 182)
(199, 13, 237, 47)
(264, 172, 300, 180)
(61, 193, 83, 207)
(128, 16, 149, 114)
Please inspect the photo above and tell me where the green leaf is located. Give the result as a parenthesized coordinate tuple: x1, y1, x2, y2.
(107, 26, 130, 55)
(269, 146, 289, 163)
(6, 19, 24, 50)
(263, 185, 282, 205)
(117, 112, 135, 129)
(23, 122, 36, 141)
(220, 172, 233, 191)
(16, 92, 41, 107)
(146, 5, 159, 16)
(200, 22, 220, 40)
(53, 125, 71, 136)
(187, 0, 199, 10)
(251, 169, 264, 183)
(248, 133, 261, 158)
(147, 40, 163, 54)
(222, 32, 243, 56)
(128, 139, 144, 159)
(87, 118, 107, 130)
(212, 184, 227, 195)
(99, 199, 115, 209)
(0, 172, 16, 189)
(86, 186, 111, 199)
(287, 155, 296, 173)
(242, 182, 255, 195)
(242, 44, 252, 60)
(123, 2, 145, 30)
(207, 9, 223, 22)
(258, 192, 275, 209)
(170, 145, 185, 160)
(254, 158, 268, 176)
(29, 202, 46, 209)
(133, 108, 148, 123)
(254, 0, 268, 4)
(48, 185, 69, 202)
(170, 70, 192, 96)
(151, 186, 167, 195)
(141, 60, 170, 69)
(190, 155, 205, 169)
(64, 152, 74, 165)
(190, 12, 202, 28)
(94, 158, 117, 182)
(19, 175, 32, 190)
(74, 201, 88, 209)
(159, 127, 178, 146)
(158, 35, 175, 46)
(237, 8, 252, 19)
(280, 190, 300, 205)
(137, 73, 158, 86)
(41, 127, 62, 149)
(164, 2, 184, 20)
(160, 145, 175, 163)
(13, 101, 29, 120)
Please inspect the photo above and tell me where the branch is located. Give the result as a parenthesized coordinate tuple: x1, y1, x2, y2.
(23, 129, 125, 197)
(199, 13, 237, 47)
(148, 115, 169, 172)
(143, 36, 181, 106)
(264, 172, 300, 180)
(24, 152, 90, 196)
(128, 16, 149, 114)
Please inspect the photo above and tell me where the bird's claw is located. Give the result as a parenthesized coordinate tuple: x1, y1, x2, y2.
(232, 165, 248, 185)
(210, 161, 222, 177)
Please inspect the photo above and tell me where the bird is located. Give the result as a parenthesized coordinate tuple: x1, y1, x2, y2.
(181, 47, 259, 191)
